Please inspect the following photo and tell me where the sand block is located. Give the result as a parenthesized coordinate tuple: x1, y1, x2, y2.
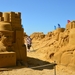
(10, 12, 15, 17)
(0, 12, 2, 17)
(21, 46, 27, 62)
(0, 52, 16, 68)
(16, 12, 21, 18)
(0, 17, 4, 21)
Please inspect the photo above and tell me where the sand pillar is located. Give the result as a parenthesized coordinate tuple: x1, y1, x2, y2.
(3, 13, 9, 22)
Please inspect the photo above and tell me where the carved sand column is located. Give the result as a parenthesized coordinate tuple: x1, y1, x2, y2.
(3, 12, 9, 22)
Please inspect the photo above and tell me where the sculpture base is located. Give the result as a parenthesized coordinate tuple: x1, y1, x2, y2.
(0, 52, 16, 68)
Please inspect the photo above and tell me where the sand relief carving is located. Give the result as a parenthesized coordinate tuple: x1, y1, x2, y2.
(0, 28, 13, 52)
(1, 33, 13, 51)
(0, 32, 7, 52)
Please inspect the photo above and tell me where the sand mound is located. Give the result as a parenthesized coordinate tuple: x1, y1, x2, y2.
(30, 32, 45, 41)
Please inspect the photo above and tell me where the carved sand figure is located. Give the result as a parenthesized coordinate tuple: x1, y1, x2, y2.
(0, 12, 27, 68)
(0, 32, 7, 52)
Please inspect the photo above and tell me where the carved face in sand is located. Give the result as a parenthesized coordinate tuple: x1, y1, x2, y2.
(0, 31, 13, 47)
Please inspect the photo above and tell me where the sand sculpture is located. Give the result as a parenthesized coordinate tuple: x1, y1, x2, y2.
(30, 32, 45, 41)
(0, 12, 27, 68)
(30, 21, 75, 68)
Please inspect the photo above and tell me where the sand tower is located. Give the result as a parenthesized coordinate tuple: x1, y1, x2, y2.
(65, 21, 75, 45)
(0, 12, 27, 67)
(66, 21, 75, 30)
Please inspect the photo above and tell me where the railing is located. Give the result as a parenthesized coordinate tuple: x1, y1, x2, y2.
(29, 63, 57, 75)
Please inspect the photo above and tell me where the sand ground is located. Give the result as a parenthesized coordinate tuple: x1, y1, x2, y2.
(0, 50, 75, 75)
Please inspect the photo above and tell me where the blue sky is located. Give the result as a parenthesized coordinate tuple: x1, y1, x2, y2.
(0, 0, 75, 35)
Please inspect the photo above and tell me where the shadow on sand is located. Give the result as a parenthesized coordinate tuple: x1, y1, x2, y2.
(0, 57, 57, 71)
(27, 57, 56, 70)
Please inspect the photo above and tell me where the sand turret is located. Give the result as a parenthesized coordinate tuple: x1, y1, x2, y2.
(66, 21, 75, 30)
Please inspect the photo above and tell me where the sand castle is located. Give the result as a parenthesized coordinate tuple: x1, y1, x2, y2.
(0, 12, 27, 68)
